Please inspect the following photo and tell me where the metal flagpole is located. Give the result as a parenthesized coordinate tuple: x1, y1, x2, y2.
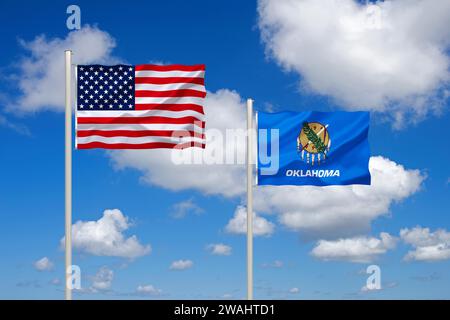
(246, 98, 254, 300)
(64, 50, 73, 301)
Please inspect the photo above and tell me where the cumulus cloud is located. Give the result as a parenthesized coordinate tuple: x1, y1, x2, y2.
(169, 259, 193, 271)
(33, 257, 54, 271)
(289, 287, 300, 294)
(400, 226, 450, 262)
(261, 260, 283, 268)
(136, 284, 162, 296)
(107, 86, 423, 238)
(258, 0, 450, 125)
(109, 89, 247, 197)
(311, 232, 397, 263)
(91, 266, 114, 291)
(60, 209, 151, 259)
(225, 205, 275, 237)
(170, 198, 204, 219)
(10, 26, 118, 113)
(254, 156, 424, 238)
(206, 243, 232, 256)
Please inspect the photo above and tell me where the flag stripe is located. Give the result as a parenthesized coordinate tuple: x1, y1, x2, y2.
(77, 123, 205, 131)
(135, 89, 206, 98)
(77, 109, 205, 119)
(77, 141, 206, 150)
(135, 70, 205, 78)
(77, 135, 205, 145)
(134, 103, 204, 113)
(134, 77, 204, 85)
(134, 96, 205, 105)
(135, 64, 205, 71)
(135, 83, 206, 92)
(76, 130, 205, 139)
(77, 116, 204, 125)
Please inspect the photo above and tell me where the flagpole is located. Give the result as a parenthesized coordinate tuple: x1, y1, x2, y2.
(246, 98, 254, 300)
(64, 50, 73, 301)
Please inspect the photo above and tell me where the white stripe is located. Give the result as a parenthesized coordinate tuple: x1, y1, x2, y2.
(77, 109, 204, 120)
(134, 97, 205, 105)
(77, 123, 204, 132)
(135, 83, 205, 92)
(77, 135, 205, 145)
(135, 70, 204, 78)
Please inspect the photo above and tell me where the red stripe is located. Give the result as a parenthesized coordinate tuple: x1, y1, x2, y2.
(77, 141, 205, 149)
(77, 116, 205, 127)
(135, 103, 204, 113)
(135, 64, 205, 72)
(77, 130, 205, 139)
(135, 89, 206, 98)
(134, 77, 204, 85)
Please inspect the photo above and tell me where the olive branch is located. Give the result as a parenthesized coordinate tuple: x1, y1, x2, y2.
(302, 122, 326, 153)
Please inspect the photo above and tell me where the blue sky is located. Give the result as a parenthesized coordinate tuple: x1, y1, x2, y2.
(0, 0, 449, 299)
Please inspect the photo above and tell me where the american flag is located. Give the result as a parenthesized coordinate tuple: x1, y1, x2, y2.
(75, 64, 206, 149)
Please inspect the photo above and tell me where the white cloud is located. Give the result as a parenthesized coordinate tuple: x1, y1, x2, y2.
(60, 209, 151, 259)
(261, 260, 283, 268)
(206, 243, 232, 256)
(289, 287, 300, 294)
(170, 259, 193, 271)
(170, 198, 204, 219)
(91, 266, 113, 291)
(254, 156, 424, 238)
(109, 89, 247, 198)
(311, 232, 397, 263)
(225, 205, 275, 237)
(10, 26, 118, 113)
(258, 0, 450, 125)
(400, 226, 450, 262)
(136, 284, 162, 296)
(33, 257, 54, 271)
(107, 87, 423, 239)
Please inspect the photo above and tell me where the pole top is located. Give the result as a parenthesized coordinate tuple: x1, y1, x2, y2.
(65, 50, 72, 53)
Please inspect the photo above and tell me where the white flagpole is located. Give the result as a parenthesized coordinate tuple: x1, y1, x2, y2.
(64, 50, 73, 301)
(246, 98, 254, 300)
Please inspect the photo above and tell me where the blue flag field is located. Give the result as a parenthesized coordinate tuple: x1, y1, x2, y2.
(257, 111, 371, 186)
